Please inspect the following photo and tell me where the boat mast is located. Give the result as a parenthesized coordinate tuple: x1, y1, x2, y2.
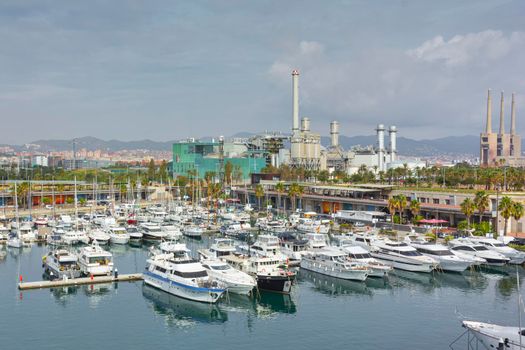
(518, 266, 522, 349)
(74, 176, 78, 231)
(14, 182, 20, 239)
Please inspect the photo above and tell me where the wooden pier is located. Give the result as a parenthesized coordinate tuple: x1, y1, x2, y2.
(18, 273, 143, 290)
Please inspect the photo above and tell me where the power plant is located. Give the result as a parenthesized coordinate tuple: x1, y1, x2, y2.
(480, 89, 522, 166)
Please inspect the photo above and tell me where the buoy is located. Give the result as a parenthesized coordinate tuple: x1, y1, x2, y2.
(19, 275, 23, 282)
(90, 274, 94, 281)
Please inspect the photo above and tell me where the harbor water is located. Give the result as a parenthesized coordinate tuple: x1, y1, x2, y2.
(0, 237, 523, 350)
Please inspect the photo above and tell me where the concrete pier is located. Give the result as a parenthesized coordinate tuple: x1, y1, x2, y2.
(18, 273, 143, 290)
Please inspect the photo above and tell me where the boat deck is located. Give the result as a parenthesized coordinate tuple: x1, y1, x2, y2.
(18, 273, 143, 290)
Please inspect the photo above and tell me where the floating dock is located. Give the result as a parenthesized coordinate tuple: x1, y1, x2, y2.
(18, 273, 143, 290)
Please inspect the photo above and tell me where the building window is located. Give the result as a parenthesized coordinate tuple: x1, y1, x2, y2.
(445, 199, 451, 205)
(433, 198, 439, 204)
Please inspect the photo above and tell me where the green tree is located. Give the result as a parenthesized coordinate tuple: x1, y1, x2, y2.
(147, 159, 156, 182)
(288, 183, 303, 212)
(499, 196, 514, 236)
(387, 197, 398, 229)
(224, 161, 233, 185)
(275, 182, 285, 214)
(460, 198, 476, 229)
(512, 201, 524, 235)
(255, 184, 265, 210)
(409, 199, 421, 223)
(474, 190, 490, 223)
(396, 195, 407, 224)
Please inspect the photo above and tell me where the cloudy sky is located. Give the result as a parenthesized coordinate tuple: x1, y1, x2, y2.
(1, 0, 524, 144)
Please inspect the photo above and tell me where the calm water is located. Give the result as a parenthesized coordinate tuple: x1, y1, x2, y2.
(0, 238, 523, 350)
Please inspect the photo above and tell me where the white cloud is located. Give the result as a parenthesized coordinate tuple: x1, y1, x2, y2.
(406, 30, 524, 66)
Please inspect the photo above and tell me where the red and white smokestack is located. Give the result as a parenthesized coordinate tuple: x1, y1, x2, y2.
(486, 89, 492, 134)
(292, 70, 300, 135)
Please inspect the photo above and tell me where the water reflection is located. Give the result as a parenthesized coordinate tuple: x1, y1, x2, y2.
(298, 269, 390, 297)
(49, 285, 80, 306)
(142, 284, 227, 328)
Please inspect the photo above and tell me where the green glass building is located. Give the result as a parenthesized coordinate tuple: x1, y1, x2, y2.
(172, 140, 266, 180)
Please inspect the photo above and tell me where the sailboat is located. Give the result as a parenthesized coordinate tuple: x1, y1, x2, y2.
(7, 182, 23, 249)
(460, 268, 524, 349)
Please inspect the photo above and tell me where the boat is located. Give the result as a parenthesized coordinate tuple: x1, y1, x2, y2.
(126, 225, 143, 240)
(87, 228, 111, 245)
(143, 243, 226, 303)
(462, 321, 524, 349)
(278, 232, 309, 266)
(340, 245, 393, 277)
(300, 250, 370, 281)
(406, 237, 472, 272)
(182, 225, 203, 238)
(296, 218, 330, 234)
(369, 239, 438, 273)
(140, 222, 168, 240)
(34, 216, 49, 226)
(8, 184, 23, 249)
(304, 232, 329, 251)
(47, 228, 65, 246)
(469, 237, 525, 265)
(77, 244, 114, 276)
(43, 249, 82, 279)
(449, 239, 510, 266)
(62, 229, 90, 245)
(237, 234, 286, 260)
(108, 226, 130, 245)
(0, 226, 9, 244)
(160, 224, 182, 241)
(223, 254, 296, 294)
(198, 238, 237, 260)
(201, 259, 256, 295)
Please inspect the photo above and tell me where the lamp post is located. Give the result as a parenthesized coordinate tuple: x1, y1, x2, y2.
(495, 185, 500, 237)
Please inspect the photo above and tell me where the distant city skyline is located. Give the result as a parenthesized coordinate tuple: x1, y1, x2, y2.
(1, 0, 524, 144)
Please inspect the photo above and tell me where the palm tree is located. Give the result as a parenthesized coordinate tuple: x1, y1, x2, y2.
(512, 202, 524, 234)
(409, 199, 421, 223)
(499, 196, 514, 236)
(275, 182, 285, 214)
(255, 184, 265, 210)
(288, 183, 303, 212)
(460, 198, 476, 229)
(387, 197, 398, 228)
(473, 190, 490, 224)
(396, 195, 407, 224)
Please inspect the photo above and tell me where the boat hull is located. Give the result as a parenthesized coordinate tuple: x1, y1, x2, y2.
(256, 274, 293, 294)
(372, 253, 435, 273)
(300, 260, 369, 281)
(143, 271, 224, 303)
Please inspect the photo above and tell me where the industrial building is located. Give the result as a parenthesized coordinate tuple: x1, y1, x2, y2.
(480, 90, 522, 166)
(172, 138, 266, 181)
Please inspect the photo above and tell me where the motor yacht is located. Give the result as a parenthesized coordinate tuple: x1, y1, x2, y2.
(296, 218, 330, 234)
(43, 249, 81, 279)
(341, 244, 393, 277)
(237, 234, 285, 259)
(406, 237, 472, 272)
(182, 225, 203, 239)
(462, 321, 525, 349)
(198, 238, 237, 260)
(0, 226, 10, 244)
(126, 225, 143, 240)
(140, 222, 168, 241)
(77, 244, 114, 276)
(160, 224, 182, 241)
(143, 244, 226, 303)
(449, 239, 510, 266)
(107, 226, 130, 245)
(369, 239, 438, 273)
(201, 259, 256, 295)
(87, 228, 111, 245)
(469, 237, 525, 264)
(300, 250, 369, 281)
(62, 229, 90, 245)
(278, 232, 309, 266)
(304, 233, 329, 251)
(223, 254, 296, 294)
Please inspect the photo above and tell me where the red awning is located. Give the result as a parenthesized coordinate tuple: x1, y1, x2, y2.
(419, 219, 448, 224)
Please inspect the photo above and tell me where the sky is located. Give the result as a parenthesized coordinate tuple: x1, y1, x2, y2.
(1, 0, 525, 144)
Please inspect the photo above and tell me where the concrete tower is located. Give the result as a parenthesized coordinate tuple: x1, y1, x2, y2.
(389, 125, 397, 163)
(509, 92, 521, 157)
(292, 70, 300, 135)
(486, 89, 492, 133)
(511, 92, 516, 135)
(499, 91, 505, 135)
(330, 121, 339, 147)
(376, 124, 385, 171)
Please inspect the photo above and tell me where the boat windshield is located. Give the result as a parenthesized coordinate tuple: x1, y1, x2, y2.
(211, 265, 230, 271)
(398, 250, 422, 256)
(492, 243, 505, 247)
(474, 246, 489, 251)
(89, 257, 111, 264)
(352, 253, 372, 259)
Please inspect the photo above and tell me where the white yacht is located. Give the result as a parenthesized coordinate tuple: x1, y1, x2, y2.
(198, 238, 237, 260)
(46, 228, 65, 246)
(469, 237, 525, 264)
(296, 218, 330, 234)
(304, 233, 329, 251)
(237, 234, 284, 259)
(462, 321, 525, 349)
(300, 250, 370, 281)
(87, 228, 111, 245)
(370, 239, 438, 273)
(62, 229, 90, 245)
(143, 244, 226, 303)
(279, 233, 309, 265)
(19, 223, 36, 243)
(160, 224, 182, 241)
(341, 245, 393, 277)
(407, 238, 472, 272)
(182, 225, 203, 238)
(449, 239, 510, 266)
(43, 249, 81, 279)
(201, 259, 257, 295)
(77, 244, 114, 276)
(126, 225, 143, 240)
(107, 226, 130, 245)
(140, 222, 168, 241)
(0, 226, 9, 244)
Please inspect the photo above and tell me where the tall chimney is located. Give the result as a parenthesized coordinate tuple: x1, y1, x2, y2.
(511, 92, 516, 135)
(330, 121, 339, 147)
(486, 89, 492, 134)
(389, 125, 397, 163)
(499, 91, 505, 135)
(292, 70, 300, 135)
(376, 124, 385, 171)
